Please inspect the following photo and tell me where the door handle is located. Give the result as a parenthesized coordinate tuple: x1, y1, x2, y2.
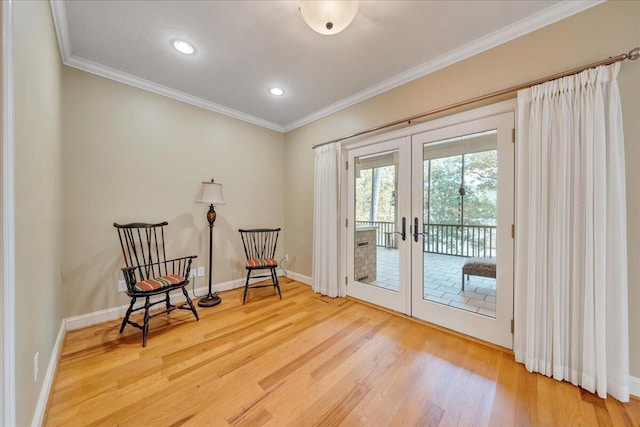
(414, 217, 419, 242)
(392, 217, 406, 241)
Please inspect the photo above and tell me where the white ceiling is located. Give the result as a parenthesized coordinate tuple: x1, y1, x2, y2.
(50, 1, 600, 132)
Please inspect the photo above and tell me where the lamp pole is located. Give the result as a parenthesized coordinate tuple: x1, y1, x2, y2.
(197, 179, 223, 307)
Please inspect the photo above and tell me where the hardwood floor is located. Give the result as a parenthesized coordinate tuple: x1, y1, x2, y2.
(45, 279, 640, 426)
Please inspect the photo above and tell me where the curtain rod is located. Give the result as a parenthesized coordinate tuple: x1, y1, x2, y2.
(312, 46, 640, 150)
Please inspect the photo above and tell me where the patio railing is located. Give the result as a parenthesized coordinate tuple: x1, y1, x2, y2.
(424, 223, 496, 258)
(355, 220, 496, 257)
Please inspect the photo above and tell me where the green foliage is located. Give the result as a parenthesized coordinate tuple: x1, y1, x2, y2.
(426, 150, 496, 226)
(463, 151, 497, 225)
(427, 156, 462, 224)
(355, 165, 395, 222)
(355, 168, 372, 221)
(355, 150, 496, 227)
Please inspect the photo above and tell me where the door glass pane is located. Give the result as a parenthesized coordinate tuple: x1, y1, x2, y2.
(354, 150, 399, 291)
(422, 131, 497, 317)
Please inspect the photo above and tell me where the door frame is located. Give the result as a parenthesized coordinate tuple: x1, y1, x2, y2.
(2, 0, 17, 424)
(340, 99, 517, 345)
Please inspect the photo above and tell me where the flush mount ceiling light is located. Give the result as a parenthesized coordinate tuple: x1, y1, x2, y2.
(172, 39, 195, 55)
(269, 87, 285, 96)
(299, 0, 359, 35)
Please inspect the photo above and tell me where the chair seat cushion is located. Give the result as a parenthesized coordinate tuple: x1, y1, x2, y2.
(246, 258, 278, 268)
(134, 274, 184, 292)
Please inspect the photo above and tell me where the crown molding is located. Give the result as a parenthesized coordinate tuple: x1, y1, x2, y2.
(63, 56, 285, 132)
(49, 0, 71, 62)
(282, 0, 605, 132)
(50, 1, 284, 133)
(50, 0, 603, 134)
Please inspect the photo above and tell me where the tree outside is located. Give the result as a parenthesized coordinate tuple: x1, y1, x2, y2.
(426, 150, 497, 226)
(354, 149, 497, 255)
(355, 165, 395, 222)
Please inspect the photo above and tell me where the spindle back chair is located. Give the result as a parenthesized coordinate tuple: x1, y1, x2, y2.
(114, 221, 199, 346)
(239, 228, 281, 304)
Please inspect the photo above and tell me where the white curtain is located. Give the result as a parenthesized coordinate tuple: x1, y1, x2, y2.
(312, 142, 343, 297)
(514, 63, 629, 402)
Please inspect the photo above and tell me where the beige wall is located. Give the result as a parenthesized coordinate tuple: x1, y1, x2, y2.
(13, 0, 64, 424)
(283, 1, 640, 377)
(61, 68, 286, 317)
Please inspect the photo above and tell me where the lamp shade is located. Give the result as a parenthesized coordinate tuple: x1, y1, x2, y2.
(198, 181, 225, 205)
(300, 0, 359, 35)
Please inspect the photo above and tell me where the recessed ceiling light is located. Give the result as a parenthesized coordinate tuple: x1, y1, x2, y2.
(269, 87, 285, 96)
(172, 39, 195, 55)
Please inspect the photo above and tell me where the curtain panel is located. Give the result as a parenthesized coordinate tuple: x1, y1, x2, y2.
(312, 142, 343, 297)
(514, 63, 629, 401)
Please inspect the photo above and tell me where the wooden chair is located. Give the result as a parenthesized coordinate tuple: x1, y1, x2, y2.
(114, 222, 199, 346)
(239, 228, 281, 304)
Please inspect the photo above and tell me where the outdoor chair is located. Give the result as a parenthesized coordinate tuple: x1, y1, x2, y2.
(114, 221, 199, 346)
(239, 228, 282, 304)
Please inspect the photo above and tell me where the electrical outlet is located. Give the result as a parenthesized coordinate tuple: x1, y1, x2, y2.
(34, 352, 39, 383)
(189, 270, 196, 278)
(284, 254, 289, 262)
(197, 266, 205, 277)
(117, 280, 127, 292)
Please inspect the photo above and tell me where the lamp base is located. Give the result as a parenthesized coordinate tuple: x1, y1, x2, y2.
(198, 293, 221, 307)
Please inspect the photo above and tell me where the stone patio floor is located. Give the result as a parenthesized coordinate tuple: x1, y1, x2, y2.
(371, 247, 497, 318)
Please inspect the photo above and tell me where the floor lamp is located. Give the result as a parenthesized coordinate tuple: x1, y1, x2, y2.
(197, 179, 225, 307)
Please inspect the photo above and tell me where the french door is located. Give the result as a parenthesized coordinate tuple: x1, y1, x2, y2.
(347, 136, 411, 314)
(346, 110, 514, 348)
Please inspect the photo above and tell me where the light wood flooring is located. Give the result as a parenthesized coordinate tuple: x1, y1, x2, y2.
(45, 279, 640, 426)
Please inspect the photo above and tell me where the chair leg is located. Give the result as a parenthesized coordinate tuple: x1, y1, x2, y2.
(272, 268, 282, 299)
(462, 272, 465, 291)
(182, 287, 199, 321)
(142, 296, 151, 347)
(165, 291, 171, 311)
(243, 270, 251, 304)
(120, 297, 136, 333)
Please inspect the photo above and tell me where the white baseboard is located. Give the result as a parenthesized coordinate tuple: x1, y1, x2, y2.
(65, 278, 245, 331)
(31, 321, 65, 427)
(631, 375, 640, 399)
(65, 273, 316, 331)
(288, 271, 312, 286)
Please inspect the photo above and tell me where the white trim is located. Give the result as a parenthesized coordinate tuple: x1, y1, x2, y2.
(288, 272, 312, 287)
(65, 278, 244, 331)
(65, 56, 285, 133)
(2, 0, 16, 425)
(48, 0, 602, 134)
(63, 272, 313, 331)
(210, 277, 245, 294)
(64, 304, 127, 332)
(48, 0, 71, 62)
(283, 0, 604, 132)
(31, 323, 65, 427)
(631, 375, 640, 399)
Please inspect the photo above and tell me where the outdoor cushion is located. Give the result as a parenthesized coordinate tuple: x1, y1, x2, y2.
(134, 274, 184, 292)
(246, 258, 278, 268)
(462, 257, 496, 278)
